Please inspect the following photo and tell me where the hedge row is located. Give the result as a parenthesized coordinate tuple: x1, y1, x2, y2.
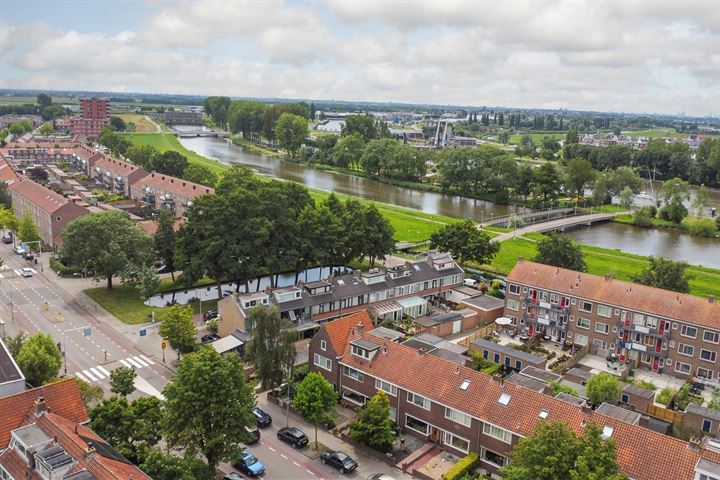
(441, 452, 480, 480)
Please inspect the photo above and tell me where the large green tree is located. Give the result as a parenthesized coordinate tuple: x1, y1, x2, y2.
(18, 210, 41, 243)
(154, 211, 177, 281)
(564, 158, 597, 197)
(154, 151, 189, 177)
(158, 305, 197, 355)
(203, 96, 232, 129)
(585, 372, 622, 406)
(140, 450, 214, 480)
(341, 114, 390, 141)
(182, 163, 217, 188)
(275, 112, 308, 156)
(429, 220, 500, 266)
(61, 211, 154, 289)
(163, 347, 256, 472)
(37, 93, 52, 108)
(125, 144, 158, 171)
(633, 256, 690, 293)
(16, 333, 62, 386)
(533, 232, 587, 272)
(348, 390, 396, 453)
(246, 306, 297, 391)
(292, 371, 337, 448)
(109, 366, 137, 397)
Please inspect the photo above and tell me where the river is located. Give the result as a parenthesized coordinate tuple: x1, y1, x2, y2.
(177, 135, 520, 221)
(565, 221, 720, 269)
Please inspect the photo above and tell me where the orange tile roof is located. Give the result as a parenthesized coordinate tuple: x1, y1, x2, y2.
(0, 448, 42, 480)
(339, 332, 708, 480)
(0, 379, 88, 448)
(324, 311, 375, 353)
(507, 260, 720, 328)
(94, 156, 147, 176)
(8, 178, 80, 214)
(138, 172, 215, 197)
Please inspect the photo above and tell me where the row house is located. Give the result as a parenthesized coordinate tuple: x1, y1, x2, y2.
(310, 314, 720, 479)
(8, 179, 89, 248)
(91, 156, 148, 197)
(217, 253, 464, 337)
(503, 260, 720, 384)
(2, 147, 76, 166)
(129, 172, 214, 218)
(164, 111, 204, 125)
(0, 114, 43, 129)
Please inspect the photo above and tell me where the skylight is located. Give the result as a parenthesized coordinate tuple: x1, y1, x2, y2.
(601, 425, 614, 440)
(538, 410, 549, 419)
(498, 392, 512, 406)
(337, 279, 345, 285)
(460, 380, 470, 391)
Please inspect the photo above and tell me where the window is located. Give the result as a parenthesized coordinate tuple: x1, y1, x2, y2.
(678, 343, 694, 357)
(697, 368, 714, 380)
(576, 318, 590, 329)
(579, 301, 592, 313)
(646, 316, 657, 328)
(702, 419, 713, 433)
(674, 361, 691, 374)
(701, 349, 717, 363)
(351, 344, 371, 359)
(681, 325, 698, 338)
(509, 284, 519, 294)
(406, 415, 429, 435)
(597, 305, 611, 318)
(445, 407, 472, 427)
(314, 353, 331, 371)
(342, 388, 366, 406)
(343, 365, 364, 382)
(0, 465, 11, 480)
(621, 394, 629, 404)
(515, 360, 522, 370)
(633, 313, 645, 325)
(375, 378, 397, 396)
(320, 340, 327, 351)
(480, 448, 508, 467)
(506, 299, 519, 311)
(575, 334, 589, 346)
(483, 423, 512, 443)
(443, 432, 470, 453)
(643, 335, 656, 346)
(407, 392, 431, 410)
(704, 330, 720, 344)
(595, 322, 609, 335)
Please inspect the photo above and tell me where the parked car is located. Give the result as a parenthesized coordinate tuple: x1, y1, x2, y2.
(2, 235, 12, 244)
(368, 475, 397, 480)
(463, 278, 478, 288)
(244, 425, 260, 444)
(470, 273, 485, 282)
(14, 246, 26, 255)
(20, 268, 33, 278)
(233, 451, 265, 477)
(200, 333, 220, 343)
(203, 309, 218, 321)
(277, 427, 309, 448)
(320, 451, 358, 474)
(252, 407, 272, 428)
(223, 473, 244, 480)
(23, 251, 34, 261)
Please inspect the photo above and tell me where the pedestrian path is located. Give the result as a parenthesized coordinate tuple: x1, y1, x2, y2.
(74, 355, 155, 383)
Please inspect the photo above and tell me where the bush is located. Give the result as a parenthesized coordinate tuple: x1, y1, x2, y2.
(507, 215, 525, 229)
(442, 452, 480, 480)
(716, 215, 720, 230)
(50, 257, 77, 276)
(686, 217, 718, 237)
(656, 387, 676, 406)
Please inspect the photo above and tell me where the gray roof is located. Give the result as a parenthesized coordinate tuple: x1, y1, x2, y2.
(350, 338, 381, 351)
(367, 326, 404, 342)
(560, 380, 587, 399)
(697, 458, 720, 477)
(0, 338, 24, 385)
(519, 366, 561, 383)
(566, 367, 592, 381)
(13, 424, 51, 447)
(470, 338, 546, 365)
(413, 333, 444, 345)
(596, 403, 642, 425)
(555, 392, 585, 406)
(622, 383, 656, 399)
(413, 311, 462, 327)
(461, 295, 505, 311)
(686, 402, 720, 421)
(429, 348, 468, 366)
(505, 373, 548, 392)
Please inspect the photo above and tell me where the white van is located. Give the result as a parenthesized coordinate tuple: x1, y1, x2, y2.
(463, 278, 478, 288)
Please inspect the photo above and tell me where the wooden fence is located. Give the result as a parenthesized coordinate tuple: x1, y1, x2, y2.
(458, 324, 497, 347)
(647, 404, 684, 424)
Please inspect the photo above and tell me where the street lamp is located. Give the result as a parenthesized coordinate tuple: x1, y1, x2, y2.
(195, 288, 202, 315)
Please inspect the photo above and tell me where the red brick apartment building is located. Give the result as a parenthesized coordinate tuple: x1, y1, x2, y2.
(309, 313, 720, 479)
(503, 260, 720, 384)
(129, 172, 214, 218)
(90, 156, 148, 197)
(71, 98, 110, 138)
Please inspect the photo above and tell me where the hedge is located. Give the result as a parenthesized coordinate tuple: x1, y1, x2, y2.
(442, 452, 480, 480)
(49, 257, 76, 276)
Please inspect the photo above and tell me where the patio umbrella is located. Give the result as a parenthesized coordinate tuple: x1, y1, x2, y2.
(495, 317, 513, 326)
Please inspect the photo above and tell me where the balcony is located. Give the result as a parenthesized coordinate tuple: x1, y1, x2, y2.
(617, 321, 670, 340)
(524, 313, 568, 331)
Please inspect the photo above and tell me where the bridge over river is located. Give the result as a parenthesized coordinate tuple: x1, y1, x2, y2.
(489, 211, 625, 242)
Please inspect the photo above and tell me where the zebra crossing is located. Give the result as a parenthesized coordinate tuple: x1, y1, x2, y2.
(75, 355, 155, 383)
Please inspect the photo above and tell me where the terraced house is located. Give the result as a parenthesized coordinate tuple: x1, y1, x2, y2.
(309, 315, 720, 480)
(503, 260, 720, 386)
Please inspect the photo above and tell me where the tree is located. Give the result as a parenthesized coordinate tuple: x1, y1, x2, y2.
(98, 129, 131, 156)
(246, 306, 297, 391)
(0, 183, 12, 209)
(348, 390, 396, 453)
(110, 366, 137, 397)
(533, 163, 562, 202)
(429, 221, 500, 266)
(18, 210, 41, 243)
(691, 185, 709, 216)
(61, 211, 154, 289)
(125, 144, 158, 171)
(659, 177, 690, 223)
(633, 256, 690, 293)
(618, 186, 635, 210)
(154, 211, 177, 281)
(341, 114, 389, 141)
(502, 421, 627, 480)
(363, 204, 395, 266)
(564, 158, 596, 197)
(38, 123, 55, 135)
(585, 372, 622, 406)
(110, 116, 127, 131)
(533, 232, 586, 272)
(154, 151, 189, 177)
(293, 371, 337, 448)
(163, 347, 256, 472)
(275, 113, 308, 156)
(182, 163, 217, 188)
(122, 263, 160, 301)
(8, 119, 32, 135)
(332, 133, 365, 169)
(37, 93, 52, 108)
(607, 166, 644, 195)
(565, 127, 579, 145)
(140, 450, 214, 480)
(75, 378, 104, 408)
(203, 96, 232, 128)
(16, 333, 62, 386)
(158, 305, 197, 355)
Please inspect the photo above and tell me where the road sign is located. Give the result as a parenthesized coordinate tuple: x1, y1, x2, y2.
(161, 341, 167, 350)
(83, 327, 91, 337)
(139, 328, 147, 337)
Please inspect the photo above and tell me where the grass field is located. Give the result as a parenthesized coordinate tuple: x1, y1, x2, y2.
(508, 133, 564, 145)
(622, 129, 687, 139)
(0, 95, 79, 105)
(126, 133, 229, 175)
(115, 114, 157, 133)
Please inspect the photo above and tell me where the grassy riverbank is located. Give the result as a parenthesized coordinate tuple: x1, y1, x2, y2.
(613, 213, 720, 238)
(127, 133, 229, 175)
(230, 135, 281, 157)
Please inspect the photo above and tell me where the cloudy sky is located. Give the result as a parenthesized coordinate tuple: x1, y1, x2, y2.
(1, 0, 718, 116)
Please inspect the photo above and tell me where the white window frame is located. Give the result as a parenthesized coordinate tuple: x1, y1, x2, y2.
(575, 334, 589, 346)
(405, 414, 430, 436)
(375, 378, 397, 396)
(314, 353, 332, 371)
(633, 313, 645, 325)
(595, 322, 609, 335)
(697, 367, 714, 380)
(703, 330, 720, 344)
(681, 325, 698, 339)
(576, 317, 591, 330)
(678, 343, 694, 357)
(443, 431, 470, 454)
(320, 339, 327, 351)
(674, 361, 691, 374)
(578, 301, 592, 313)
(480, 447, 509, 468)
(483, 423, 512, 444)
(445, 407, 472, 427)
(596, 305, 612, 318)
(342, 365, 364, 382)
(407, 391, 431, 410)
(506, 299, 519, 311)
(700, 349, 717, 363)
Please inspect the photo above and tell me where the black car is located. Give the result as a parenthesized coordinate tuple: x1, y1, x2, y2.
(203, 309, 219, 320)
(252, 407, 272, 428)
(23, 251, 34, 261)
(200, 333, 220, 343)
(277, 427, 309, 448)
(2, 235, 12, 244)
(320, 450, 358, 474)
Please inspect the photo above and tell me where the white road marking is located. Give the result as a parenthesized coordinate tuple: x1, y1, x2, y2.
(119, 359, 132, 368)
(293, 461, 301, 467)
(97, 366, 111, 377)
(139, 354, 155, 365)
(305, 470, 315, 476)
(133, 356, 149, 367)
(268, 446, 276, 452)
(75, 371, 89, 382)
(126, 357, 144, 368)
(82, 370, 97, 381)
(89, 367, 105, 379)
(280, 454, 288, 460)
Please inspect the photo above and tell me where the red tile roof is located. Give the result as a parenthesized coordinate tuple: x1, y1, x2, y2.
(94, 156, 147, 176)
(0, 448, 42, 480)
(339, 331, 710, 480)
(138, 172, 215, 197)
(324, 311, 374, 353)
(507, 260, 720, 328)
(0, 379, 88, 448)
(8, 178, 82, 214)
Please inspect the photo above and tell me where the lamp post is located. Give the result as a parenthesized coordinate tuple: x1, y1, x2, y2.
(195, 288, 202, 315)
(62, 325, 92, 375)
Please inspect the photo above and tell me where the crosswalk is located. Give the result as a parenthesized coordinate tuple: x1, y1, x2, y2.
(75, 355, 155, 383)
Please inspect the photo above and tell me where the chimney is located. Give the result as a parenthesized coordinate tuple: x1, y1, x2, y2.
(357, 322, 365, 334)
(604, 273, 612, 282)
(492, 373, 503, 386)
(418, 347, 425, 355)
(455, 366, 460, 375)
(518, 256, 524, 263)
(33, 396, 47, 415)
(709, 295, 716, 304)
(688, 437, 702, 451)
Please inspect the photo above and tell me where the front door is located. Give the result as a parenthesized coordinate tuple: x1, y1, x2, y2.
(452, 319, 462, 334)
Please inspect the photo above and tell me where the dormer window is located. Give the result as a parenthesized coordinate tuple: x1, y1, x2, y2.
(350, 339, 380, 360)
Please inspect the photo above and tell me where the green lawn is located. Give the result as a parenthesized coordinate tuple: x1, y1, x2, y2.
(116, 114, 156, 133)
(126, 133, 229, 175)
(86, 285, 164, 325)
(509, 133, 564, 145)
(622, 129, 687, 139)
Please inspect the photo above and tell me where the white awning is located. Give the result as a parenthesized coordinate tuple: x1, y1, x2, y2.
(211, 335, 244, 354)
(396, 296, 427, 310)
(372, 301, 402, 316)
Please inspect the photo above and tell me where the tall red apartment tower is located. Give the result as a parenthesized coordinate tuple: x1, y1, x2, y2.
(72, 97, 110, 138)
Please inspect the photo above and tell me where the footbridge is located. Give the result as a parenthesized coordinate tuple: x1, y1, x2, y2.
(490, 211, 624, 242)
(174, 131, 229, 138)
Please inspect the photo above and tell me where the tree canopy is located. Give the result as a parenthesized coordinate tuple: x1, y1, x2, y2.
(18, 209, 41, 243)
(154, 211, 177, 281)
(292, 371, 337, 448)
(348, 390, 396, 453)
(533, 232, 587, 272)
(158, 305, 197, 355)
(246, 306, 297, 391)
(585, 372, 622, 406)
(633, 256, 690, 293)
(275, 112, 308, 155)
(110, 366, 137, 397)
(16, 333, 62, 386)
(429, 220, 500, 266)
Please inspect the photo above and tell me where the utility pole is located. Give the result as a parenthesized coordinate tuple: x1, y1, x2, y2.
(286, 367, 292, 428)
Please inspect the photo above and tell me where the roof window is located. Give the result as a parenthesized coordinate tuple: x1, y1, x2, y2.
(498, 392, 512, 406)
(460, 380, 470, 391)
(601, 425, 614, 440)
(538, 410, 549, 419)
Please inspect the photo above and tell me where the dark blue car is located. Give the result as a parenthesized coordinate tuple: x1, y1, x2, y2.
(252, 407, 272, 428)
